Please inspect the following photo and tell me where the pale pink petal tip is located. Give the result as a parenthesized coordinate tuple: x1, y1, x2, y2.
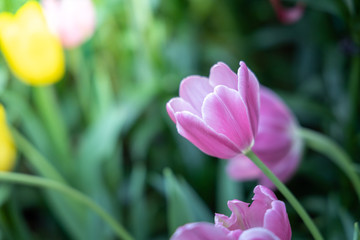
(239, 227, 281, 240)
(170, 222, 229, 240)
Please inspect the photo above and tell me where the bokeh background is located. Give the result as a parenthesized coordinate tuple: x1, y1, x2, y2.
(0, 0, 359, 239)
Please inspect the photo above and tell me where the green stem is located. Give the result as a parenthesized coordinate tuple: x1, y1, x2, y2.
(299, 128, 360, 202)
(0, 172, 134, 240)
(11, 128, 65, 182)
(33, 87, 73, 178)
(246, 151, 323, 240)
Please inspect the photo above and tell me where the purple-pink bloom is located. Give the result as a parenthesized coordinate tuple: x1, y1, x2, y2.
(171, 185, 291, 240)
(42, 0, 96, 48)
(227, 87, 303, 188)
(166, 61, 260, 159)
(269, 0, 305, 24)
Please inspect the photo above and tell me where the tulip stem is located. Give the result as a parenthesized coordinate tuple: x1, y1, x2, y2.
(246, 151, 323, 240)
(299, 128, 360, 202)
(0, 172, 134, 240)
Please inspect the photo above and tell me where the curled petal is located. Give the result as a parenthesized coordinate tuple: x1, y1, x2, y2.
(239, 227, 280, 240)
(263, 201, 292, 240)
(170, 222, 231, 240)
(237, 62, 260, 137)
(179, 76, 213, 114)
(175, 112, 239, 159)
(166, 97, 199, 123)
(202, 85, 254, 152)
(215, 200, 250, 230)
(209, 62, 238, 90)
(226, 155, 261, 180)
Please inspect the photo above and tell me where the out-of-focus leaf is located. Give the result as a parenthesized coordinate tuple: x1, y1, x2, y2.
(76, 87, 155, 239)
(353, 222, 360, 240)
(179, 177, 213, 222)
(129, 164, 148, 240)
(250, 27, 298, 50)
(129, 111, 162, 162)
(216, 160, 244, 216)
(164, 168, 194, 235)
(0, 186, 11, 207)
(342, 0, 355, 15)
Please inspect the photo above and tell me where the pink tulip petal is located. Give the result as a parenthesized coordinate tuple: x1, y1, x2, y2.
(42, 0, 96, 48)
(202, 85, 254, 152)
(226, 155, 262, 180)
(175, 111, 239, 158)
(237, 61, 260, 137)
(263, 201, 292, 240)
(166, 97, 199, 123)
(260, 87, 293, 123)
(239, 227, 281, 240)
(209, 62, 238, 90)
(253, 130, 292, 164)
(170, 222, 231, 240)
(215, 200, 250, 230)
(179, 76, 213, 114)
(242, 185, 277, 228)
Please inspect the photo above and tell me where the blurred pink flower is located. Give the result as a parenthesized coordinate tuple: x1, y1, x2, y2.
(269, 0, 305, 24)
(42, 0, 96, 48)
(166, 61, 260, 159)
(171, 185, 291, 240)
(227, 87, 303, 188)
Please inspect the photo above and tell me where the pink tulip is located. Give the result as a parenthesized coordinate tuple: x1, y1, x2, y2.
(166, 61, 260, 159)
(269, 0, 305, 24)
(171, 185, 291, 240)
(42, 0, 96, 48)
(227, 87, 303, 188)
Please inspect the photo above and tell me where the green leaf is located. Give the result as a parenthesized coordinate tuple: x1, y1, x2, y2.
(354, 223, 360, 240)
(129, 164, 148, 240)
(164, 169, 194, 235)
(179, 177, 213, 222)
(0, 186, 11, 208)
(216, 160, 243, 216)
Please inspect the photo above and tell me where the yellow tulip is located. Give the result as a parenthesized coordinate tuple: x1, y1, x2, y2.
(0, 105, 16, 171)
(0, 1, 65, 86)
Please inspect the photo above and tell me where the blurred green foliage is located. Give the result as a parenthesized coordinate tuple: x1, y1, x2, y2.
(0, 0, 359, 239)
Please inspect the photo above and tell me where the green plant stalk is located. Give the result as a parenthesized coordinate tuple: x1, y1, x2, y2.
(0, 172, 134, 240)
(246, 151, 323, 240)
(11, 128, 64, 182)
(299, 128, 360, 202)
(11, 128, 86, 239)
(33, 87, 74, 178)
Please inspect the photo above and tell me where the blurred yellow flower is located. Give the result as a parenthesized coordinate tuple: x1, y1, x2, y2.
(0, 105, 16, 171)
(0, 1, 65, 86)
